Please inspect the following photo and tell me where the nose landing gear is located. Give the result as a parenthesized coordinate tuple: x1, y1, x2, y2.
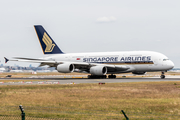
(160, 72, 165, 79)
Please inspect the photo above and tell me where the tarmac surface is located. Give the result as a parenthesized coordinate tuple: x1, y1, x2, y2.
(0, 75, 180, 85)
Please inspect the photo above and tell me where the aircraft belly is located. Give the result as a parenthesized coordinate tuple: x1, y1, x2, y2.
(133, 65, 151, 71)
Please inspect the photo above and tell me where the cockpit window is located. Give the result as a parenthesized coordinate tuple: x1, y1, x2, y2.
(163, 59, 169, 61)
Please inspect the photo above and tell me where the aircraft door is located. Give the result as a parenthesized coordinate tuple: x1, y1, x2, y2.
(153, 59, 158, 66)
(148, 58, 158, 71)
(65, 55, 72, 61)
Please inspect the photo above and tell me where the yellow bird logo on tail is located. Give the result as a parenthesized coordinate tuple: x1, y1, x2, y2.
(42, 32, 55, 52)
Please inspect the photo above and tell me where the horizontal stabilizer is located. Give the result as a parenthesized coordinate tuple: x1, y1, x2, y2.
(13, 57, 48, 61)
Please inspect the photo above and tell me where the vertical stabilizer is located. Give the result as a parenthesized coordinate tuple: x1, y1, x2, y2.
(34, 25, 64, 54)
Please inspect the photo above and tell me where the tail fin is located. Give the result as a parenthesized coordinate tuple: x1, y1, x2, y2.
(34, 25, 64, 54)
(4, 57, 9, 63)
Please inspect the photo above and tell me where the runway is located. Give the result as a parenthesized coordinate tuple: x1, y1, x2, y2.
(0, 76, 180, 85)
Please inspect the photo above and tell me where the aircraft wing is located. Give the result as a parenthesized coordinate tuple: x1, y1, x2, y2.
(4, 57, 129, 72)
(5, 57, 89, 67)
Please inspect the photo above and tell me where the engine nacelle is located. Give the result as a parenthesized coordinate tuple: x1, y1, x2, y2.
(132, 72, 146, 75)
(57, 63, 74, 73)
(90, 66, 107, 75)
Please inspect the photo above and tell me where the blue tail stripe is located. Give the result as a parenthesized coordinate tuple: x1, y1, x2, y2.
(34, 25, 64, 54)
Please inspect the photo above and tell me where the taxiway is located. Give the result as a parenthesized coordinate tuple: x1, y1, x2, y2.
(0, 76, 180, 85)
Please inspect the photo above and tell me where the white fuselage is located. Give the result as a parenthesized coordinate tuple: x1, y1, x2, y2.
(43, 51, 174, 73)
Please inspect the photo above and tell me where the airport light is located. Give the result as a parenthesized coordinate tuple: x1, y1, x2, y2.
(19, 105, 25, 120)
(121, 110, 129, 120)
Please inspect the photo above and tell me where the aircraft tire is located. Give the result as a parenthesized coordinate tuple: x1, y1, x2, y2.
(160, 75, 165, 79)
(102, 75, 107, 79)
(88, 75, 107, 79)
(113, 75, 116, 78)
(88, 75, 91, 79)
(108, 75, 116, 79)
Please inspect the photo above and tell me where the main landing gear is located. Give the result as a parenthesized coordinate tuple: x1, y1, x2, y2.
(160, 72, 165, 79)
(87, 74, 117, 79)
(88, 75, 107, 79)
(108, 74, 116, 79)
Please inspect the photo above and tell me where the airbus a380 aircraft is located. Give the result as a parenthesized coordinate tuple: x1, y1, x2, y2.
(5, 25, 174, 79)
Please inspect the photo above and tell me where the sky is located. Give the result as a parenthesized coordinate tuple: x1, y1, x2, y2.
(0, 0, 180, 67)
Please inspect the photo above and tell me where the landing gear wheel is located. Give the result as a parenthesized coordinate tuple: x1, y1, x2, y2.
(88, 75, 91, 79)
(103, 75, 107, 79)
(108, 75, 116, 79)
(160, 75, 165, 79)
(88, 75, 107, 79)
(160, 72, 165, 79)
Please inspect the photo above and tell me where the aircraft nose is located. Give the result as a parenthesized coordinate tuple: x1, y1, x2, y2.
(168, 60, 174, 69)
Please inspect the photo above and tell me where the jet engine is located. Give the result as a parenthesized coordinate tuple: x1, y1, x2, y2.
(132, 72, 146, 75)
(90, 66, 107, 75)
(57, 63, 74, 73)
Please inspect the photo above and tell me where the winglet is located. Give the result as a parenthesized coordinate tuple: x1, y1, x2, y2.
(4, 57, 9, 63)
